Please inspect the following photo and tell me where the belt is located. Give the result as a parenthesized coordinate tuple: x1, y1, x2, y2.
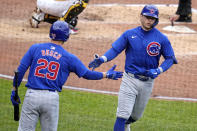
(48, 89, 56, 92)
(127, 72, 150, 81)
(28, 88, 56, 92)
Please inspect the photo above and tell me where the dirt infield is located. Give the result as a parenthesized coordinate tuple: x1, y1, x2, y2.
(1, 0, 197, 99)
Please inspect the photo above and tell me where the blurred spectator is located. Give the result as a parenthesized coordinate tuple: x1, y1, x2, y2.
(170, 0, 192, 22)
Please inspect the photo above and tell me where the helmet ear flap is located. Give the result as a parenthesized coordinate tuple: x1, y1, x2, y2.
(153, 19, 159, 27)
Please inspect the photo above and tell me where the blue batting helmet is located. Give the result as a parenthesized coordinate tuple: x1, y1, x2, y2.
(49, 21, 70, 42)
(141, 5, 159, 27)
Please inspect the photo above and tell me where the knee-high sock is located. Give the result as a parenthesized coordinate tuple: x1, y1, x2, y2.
(114, 117, 126, 131)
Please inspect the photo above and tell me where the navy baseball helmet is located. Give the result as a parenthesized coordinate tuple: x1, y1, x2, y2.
(141, 5, 159, 27)
(49, 20, 70, 42)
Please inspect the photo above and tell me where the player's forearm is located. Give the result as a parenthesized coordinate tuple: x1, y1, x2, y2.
(13, 74, 23, 88)
(13, 66, 27, 87)
(159, 58, 174, 72)
(82, 70, 106, 80)
(102, 48, 119, 62)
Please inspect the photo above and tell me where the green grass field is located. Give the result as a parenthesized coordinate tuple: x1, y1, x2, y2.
(1, 78, 197, 131)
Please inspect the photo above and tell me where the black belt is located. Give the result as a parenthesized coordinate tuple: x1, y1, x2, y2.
(127, 72, 150, 81)
(48, 89, 56, 92)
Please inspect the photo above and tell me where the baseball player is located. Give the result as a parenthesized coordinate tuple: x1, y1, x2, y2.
(30, 0, 89, 34)
(88, 5, 178, 131)
(10, 20, 123, 131)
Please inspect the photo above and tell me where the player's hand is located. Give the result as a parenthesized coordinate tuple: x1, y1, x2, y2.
(88, 54, 104, 71)
(11, 90, 20, 106)
(106, 65, 123, 80)
(146, 68, 161, 79)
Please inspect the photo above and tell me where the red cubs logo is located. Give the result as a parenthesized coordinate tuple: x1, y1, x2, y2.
(146, 42, 161, 56)
(51, 33, 56, 39)
(150, 9, 155, 14)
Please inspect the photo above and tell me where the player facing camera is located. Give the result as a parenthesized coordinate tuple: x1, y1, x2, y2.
(140, 5, 159, 30)
(88, 4, 177, 131)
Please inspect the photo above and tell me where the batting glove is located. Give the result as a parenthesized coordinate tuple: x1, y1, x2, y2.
(11, 90, 20, 106)
(88, 55, 105, 71)
(146, 68, 161, 79)
(106, 65, 123, 80)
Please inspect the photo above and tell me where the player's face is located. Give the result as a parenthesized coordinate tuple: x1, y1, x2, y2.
(140, 15, 156, 31)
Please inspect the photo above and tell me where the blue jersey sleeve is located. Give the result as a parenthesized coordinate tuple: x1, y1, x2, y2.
(13, 44, 38, 87)
(68, 54, 88, 78)
(68, 54, 103, 80)
(159, 58, 174, 72)
(83, 70, 103, 80)
(161, 36, 178, 64)
(112, 31, 128, 53)
(103, 48, 119, 62)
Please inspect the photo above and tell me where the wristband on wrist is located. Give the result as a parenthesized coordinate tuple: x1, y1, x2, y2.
(158, 67, 163, 73)
(101, 56, 107, 63)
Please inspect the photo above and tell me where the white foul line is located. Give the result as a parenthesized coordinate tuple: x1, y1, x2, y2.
(1, 73, 197, 102)
(154, 96, 197, 102)
(63, 85, 118, 95)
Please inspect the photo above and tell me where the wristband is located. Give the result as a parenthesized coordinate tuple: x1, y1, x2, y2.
(158, 67, 163, 73)
(101, 56, 107, 62)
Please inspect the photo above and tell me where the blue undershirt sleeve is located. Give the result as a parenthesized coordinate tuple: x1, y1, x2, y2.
(161, 36, 178, 65)
(160, 58, 174, 72)
(82, 70, 103, 80)
(103, 48, 119, 62)
(13, 45, 35, 87)
(13, 64, 29, 87)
